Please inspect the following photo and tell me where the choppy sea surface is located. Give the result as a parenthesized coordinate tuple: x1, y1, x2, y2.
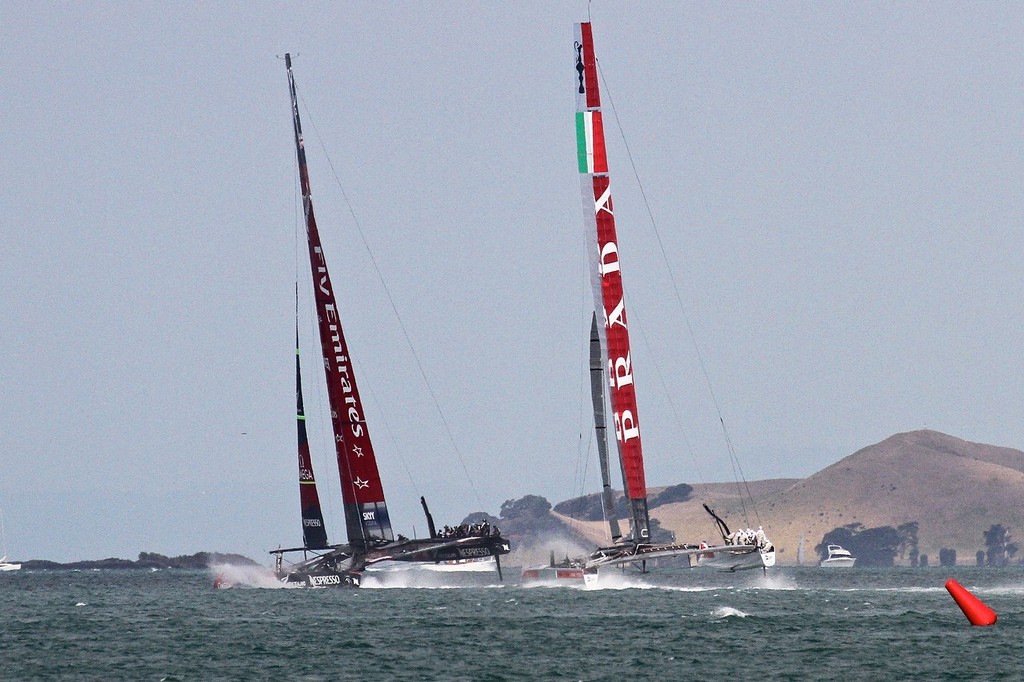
(2, 564, 1022, 680)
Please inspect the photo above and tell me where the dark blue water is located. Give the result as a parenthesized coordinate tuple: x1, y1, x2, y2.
(2, 565, 1021, 680)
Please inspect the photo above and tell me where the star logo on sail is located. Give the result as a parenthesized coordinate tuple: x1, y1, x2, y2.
(354, 477, 369, 489)
(353, 445, 364, 458)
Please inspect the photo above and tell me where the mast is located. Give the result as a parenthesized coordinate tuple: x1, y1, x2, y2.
(295, 289, 329, 550)
(589, 313, 622, 543)
(286, 53, 394, 549)
(574, 24, 650, 542)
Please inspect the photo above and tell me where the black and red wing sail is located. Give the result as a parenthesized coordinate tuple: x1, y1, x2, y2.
(286, 54, 394, 549)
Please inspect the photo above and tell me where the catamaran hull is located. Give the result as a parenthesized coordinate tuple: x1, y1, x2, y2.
(272, 535, 511, 587)
(280, 569, 361, 588)
(692, 548, 775, 572)
(419, 557, 497, 572)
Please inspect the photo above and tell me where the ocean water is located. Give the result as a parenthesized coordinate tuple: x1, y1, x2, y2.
(1, 565, 1022, 680)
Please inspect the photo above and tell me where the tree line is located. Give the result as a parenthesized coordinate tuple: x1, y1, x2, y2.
(817, 522, 1020, 567)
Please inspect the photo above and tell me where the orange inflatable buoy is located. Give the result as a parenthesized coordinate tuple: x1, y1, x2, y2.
(945, 579, 997, 626)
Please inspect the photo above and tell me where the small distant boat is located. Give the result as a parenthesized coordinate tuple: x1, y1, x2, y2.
(521, 553, 598, 586)
(820, 544, 856, 568)
(0, 510, 18, 571)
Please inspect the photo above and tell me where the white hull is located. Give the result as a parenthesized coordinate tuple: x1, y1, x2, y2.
(693, 546, 775, 572)
(364, 556, 498, 574)
(0, 561, 21, 572)
(420, 557, 496, 573)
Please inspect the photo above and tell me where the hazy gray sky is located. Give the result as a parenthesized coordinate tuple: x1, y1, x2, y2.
(4, 2, 1024, 562)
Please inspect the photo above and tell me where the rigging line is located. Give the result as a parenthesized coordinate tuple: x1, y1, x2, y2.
(295, 164, 420, 502)
(303, 265, 345, 529)
(293, 161, 340, 531)
(298, 93, 484, 509)
(0, 508, 7, 557)
(573, 248, 593, 508)
(360, 370, 421, 498)
(622, 289, 707, 486)
(597, 62, 762, 526)
(295, 188, 420, 509)
(572, 408, 597, 538)
(566, 251, 596, 553)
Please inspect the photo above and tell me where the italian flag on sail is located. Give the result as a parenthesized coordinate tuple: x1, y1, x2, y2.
(576, 111, 608, 174)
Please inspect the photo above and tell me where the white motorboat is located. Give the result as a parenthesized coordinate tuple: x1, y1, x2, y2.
(820, 544, 856, 567)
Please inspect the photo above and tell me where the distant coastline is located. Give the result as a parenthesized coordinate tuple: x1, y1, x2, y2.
(16, 551, 258, 571)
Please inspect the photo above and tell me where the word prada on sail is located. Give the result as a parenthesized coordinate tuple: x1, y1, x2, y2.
(596, 235, 639, 444)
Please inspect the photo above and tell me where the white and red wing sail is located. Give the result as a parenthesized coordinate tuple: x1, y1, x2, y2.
(575, 23, 650, 541)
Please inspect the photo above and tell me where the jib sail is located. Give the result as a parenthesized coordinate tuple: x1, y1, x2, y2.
(295, 311, 329, 550)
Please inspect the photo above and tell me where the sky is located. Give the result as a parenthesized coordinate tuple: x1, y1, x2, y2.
(3, 2, 1024, 563)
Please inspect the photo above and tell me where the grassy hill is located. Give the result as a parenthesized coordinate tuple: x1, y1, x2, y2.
(530, 430, 1024, 566)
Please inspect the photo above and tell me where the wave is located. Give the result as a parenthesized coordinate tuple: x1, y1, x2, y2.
(711, 606, 749, 619)
(209, 563, 290, 589)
